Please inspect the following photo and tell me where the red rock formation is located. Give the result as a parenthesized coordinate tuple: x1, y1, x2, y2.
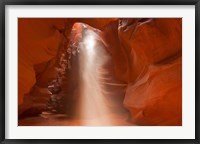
(18, 18, 182, 126)
(124, 57, 182, 125)
(102, 18, 182, 125)
(18, 18, 116, 105)
(18, 18, 65, 105)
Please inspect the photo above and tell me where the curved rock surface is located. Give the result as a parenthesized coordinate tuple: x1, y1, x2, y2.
(18, 18, 65, 105)
(18, 18, 182, 126)
(102, 18, 182, 125)
(124, 58, 182, 125)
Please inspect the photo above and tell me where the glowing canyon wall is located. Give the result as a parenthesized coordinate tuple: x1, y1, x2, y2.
(18, 18, 182, 125)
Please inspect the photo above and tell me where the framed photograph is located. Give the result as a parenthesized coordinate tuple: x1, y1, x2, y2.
(0, 0, 199, 143)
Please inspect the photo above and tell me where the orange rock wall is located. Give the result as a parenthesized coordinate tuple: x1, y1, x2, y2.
(18, 18, 182, 125)
(18, 18, 115, 105)
(103, 18, 182, 125)
(18, 18, 65, 104)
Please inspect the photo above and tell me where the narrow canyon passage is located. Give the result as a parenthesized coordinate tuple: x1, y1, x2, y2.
(18, 18, 182, 126)
(19, 23, 132, 126)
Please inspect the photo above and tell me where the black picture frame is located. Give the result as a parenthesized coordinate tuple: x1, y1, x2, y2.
(0, 0, 199, 143)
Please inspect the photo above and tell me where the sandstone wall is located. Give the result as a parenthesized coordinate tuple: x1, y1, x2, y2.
(18, 18, 182, 125)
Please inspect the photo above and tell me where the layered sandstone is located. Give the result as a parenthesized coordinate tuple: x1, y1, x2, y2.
(18, 18, 182, 126)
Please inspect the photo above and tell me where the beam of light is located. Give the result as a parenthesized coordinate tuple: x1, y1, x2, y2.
(84, 35, 95, 51)
(77, 29, 113, 126)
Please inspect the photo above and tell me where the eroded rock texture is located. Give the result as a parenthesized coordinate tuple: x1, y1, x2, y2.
(103, 18, 182, 125)
(18, 18, 182, 125)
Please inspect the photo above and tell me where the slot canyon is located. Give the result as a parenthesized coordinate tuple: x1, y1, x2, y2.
(18, 18, 182, 126)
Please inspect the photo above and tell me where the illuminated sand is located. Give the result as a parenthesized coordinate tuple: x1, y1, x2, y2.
(18, 113, 134, 126)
